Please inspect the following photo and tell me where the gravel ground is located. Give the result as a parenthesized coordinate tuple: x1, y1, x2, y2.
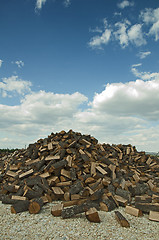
(0, 201, 159, 240)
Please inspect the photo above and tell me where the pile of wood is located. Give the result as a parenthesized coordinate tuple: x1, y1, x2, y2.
(0, 130, 159, 225)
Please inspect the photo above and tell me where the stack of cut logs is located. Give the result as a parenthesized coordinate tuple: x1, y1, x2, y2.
(0, 130, 159, 226)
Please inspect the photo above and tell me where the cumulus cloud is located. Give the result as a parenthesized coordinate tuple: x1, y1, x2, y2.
(0, 59, 3, 68)
(88, 19, 112, 49)
(140, 7, 159, 41)
(0, 75, 32, 97)
(138, 51, 151, 59)
(1, 71, 159, 151)
(117, 0, 134, 9)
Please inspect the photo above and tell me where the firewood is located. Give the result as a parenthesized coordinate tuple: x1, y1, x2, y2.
(149, 211, 159, 222)
(29, 197, 44, 214)
(51, 203, 63, 216)
(61, 201, 100, 218)
(135, 195, 152, 203)
(114, 195, 128, 207)
(11, 200, 30, 213)
(116, 188, 131, 202)
(69, 180, 83, 195)
(125, 205, 143, 217)
(85, 207, 100, 223)
(100, 197, 116, 212)
(23, 187, 42, 199)
(19, 169, 34, 179)
(135, 202, 159, 213)
(11, 196, 27, 201)
(6, 170, 18, 178)
(115, 211, 130, 228)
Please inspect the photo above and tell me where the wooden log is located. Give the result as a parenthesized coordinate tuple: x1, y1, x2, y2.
(24, 176, 42, 187)
(85, 207, 100, 223)
(70, 168, 77, 180)
(125, 205, 143, 217)
(6, 170, 18, 178)
(116, 188, 131, 202)
(135, 203, 159, 213)
(11, 200, 30, 213)
(19, 169, 34, 179)
(3, 184, 16, 193)
(100, 198, 116, 212)
(152, 194, 159, 203)
(61, 201, 100, 219)
(11, 196, 27, 201)
(69, 180, 83, 195)
(90, 189, 104, 201)
(135, 195, 152, 203)
(29, 198, 44, 214)
(115, 211, 130, 228)
(96, 166, 107, 175)
(114, 195, 128, 207)
(1, 195, 19, 205)
(107, 192, 119, 208)
(149, 211, 159, 222)
(51, 204, 63, 216)
(23, 188, 42, 200)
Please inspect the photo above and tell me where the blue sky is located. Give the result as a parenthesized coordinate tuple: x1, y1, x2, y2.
(0, 0, 159, 151)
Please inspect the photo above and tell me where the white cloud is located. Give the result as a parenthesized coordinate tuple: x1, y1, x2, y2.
(114, 21, 146, 48)
(89, 19, 112, 49)
(1, 72, 159, 151)
(35, 0, 47, 10)
(128, 24, 146, 46)
(0, 59, 3, 68)
(140, 7, 159, 41)
(131, 64, 159, 81)
(117, 0, 134, 9)
(114, 20, 130, 48)
(138, 51, 151, 59)
(14, 60, 24, 68)
(0, 75, 32, 97)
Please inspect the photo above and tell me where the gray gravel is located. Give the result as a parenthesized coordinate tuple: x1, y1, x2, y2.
(0, 201, 159, 240)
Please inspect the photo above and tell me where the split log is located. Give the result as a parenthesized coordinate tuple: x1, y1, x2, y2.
(149, 211, 159, 222)
(69, 180, 83, 195)
(51, 203, 63, 216)
(116, 188, 131, 203)
(85, 207, 100, 223)
(114, 195, 128, 207)
(100, 198, 116, 212)
(11, 200, 30, 213)
(115, 211, 130, 228)
(29, 197, 44, 214)
(125, 205, 143, 217)
(135, 202, 159, 213)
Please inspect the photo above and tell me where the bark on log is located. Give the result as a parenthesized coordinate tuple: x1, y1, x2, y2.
(29, 197, 44, 214)
(11, 200, 30, 213)
(85, 207, 100, 223)
(115, 211, 130, 228)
